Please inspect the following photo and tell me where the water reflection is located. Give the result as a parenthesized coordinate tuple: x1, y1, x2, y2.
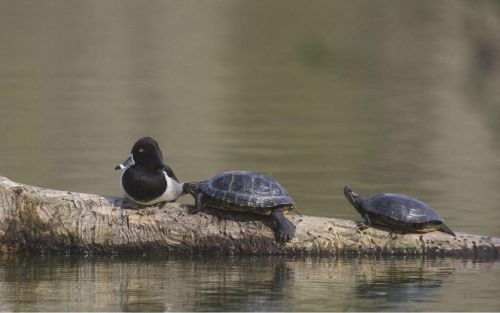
(191, 259, 292, 312)
(0, 254, 499, 312)
(353, 258, 446, 310)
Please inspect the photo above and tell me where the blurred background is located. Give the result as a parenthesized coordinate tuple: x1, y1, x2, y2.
(1, 0, 500, 237)
(1, 1, 500, 236)
(1, 1, 500, 311)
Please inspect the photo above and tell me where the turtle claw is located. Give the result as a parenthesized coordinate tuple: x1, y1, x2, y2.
(276, 225, 296, 244)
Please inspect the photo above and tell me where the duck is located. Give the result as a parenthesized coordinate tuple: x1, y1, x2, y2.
(115, 137, 184, 205)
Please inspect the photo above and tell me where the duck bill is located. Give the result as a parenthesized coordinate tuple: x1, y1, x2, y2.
(115, 154, 135, 170)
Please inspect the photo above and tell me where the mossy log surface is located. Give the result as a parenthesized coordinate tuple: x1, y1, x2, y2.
(0, 176, 499, 257)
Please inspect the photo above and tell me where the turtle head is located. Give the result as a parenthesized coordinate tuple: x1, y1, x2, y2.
(344, 186, 362, 210)
(182, 181, 202, 196)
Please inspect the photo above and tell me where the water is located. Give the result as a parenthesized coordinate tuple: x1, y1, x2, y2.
(0, 255, 499, 312)
(1, 0, 500, 311)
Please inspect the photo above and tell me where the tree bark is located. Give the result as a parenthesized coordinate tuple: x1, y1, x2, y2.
(0, 176, 498, 257)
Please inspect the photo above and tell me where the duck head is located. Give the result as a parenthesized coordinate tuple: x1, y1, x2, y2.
(115, 137, 164, 170)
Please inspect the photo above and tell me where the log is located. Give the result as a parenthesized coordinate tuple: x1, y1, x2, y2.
(0, 176, 499, 257)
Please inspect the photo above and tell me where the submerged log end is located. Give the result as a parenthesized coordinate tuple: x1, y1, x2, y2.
(0, 175, 499, 257)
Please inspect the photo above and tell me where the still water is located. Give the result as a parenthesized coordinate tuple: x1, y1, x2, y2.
(1, 0, 500, 311)
(1, 255, 500, 312)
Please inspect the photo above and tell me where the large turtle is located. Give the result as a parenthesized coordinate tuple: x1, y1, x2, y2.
(183, 171, 297, 243)
(344, 186, 455, 236)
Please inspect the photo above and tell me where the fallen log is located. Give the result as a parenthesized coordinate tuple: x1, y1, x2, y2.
(0, 176, 498, 257)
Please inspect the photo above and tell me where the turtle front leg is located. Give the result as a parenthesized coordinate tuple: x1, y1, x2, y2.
(188, 192, 205, 214)
(364, 214, 373, 226)
(356, 214, 372, 232)
(356, 222, 370, 232)
(271, 207, 296, 244)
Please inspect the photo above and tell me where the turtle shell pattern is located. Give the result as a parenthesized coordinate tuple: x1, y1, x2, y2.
(199, 171, 294, 214)
(361, 193, 444, 225)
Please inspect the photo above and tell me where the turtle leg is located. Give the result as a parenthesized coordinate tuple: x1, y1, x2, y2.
(356, 214, 372, 231)
(271, 207, 296, 244)
(188, 192, 205, 214)
(356, 222, 369, 231)
(364, 214, 373, 226)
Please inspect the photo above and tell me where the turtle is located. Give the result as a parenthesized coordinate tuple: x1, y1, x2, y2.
(343, 186, 455, 236)
(183, 171, 297, 243)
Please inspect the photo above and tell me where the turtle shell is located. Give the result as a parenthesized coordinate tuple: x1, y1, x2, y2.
(361, 193, 444, 225)
(199, 171, 294, 211)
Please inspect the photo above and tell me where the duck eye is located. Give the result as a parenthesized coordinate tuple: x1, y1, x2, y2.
(138, 148, 144, 153)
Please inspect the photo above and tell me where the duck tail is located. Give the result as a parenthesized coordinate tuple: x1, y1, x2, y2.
(439, 224, 456, 237)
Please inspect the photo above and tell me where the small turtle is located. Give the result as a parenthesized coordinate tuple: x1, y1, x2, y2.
(183, 171, 297, 243)
(344, 186, 455, 236)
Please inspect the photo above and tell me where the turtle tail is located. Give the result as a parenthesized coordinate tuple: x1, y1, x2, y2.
(438, 223, 456, 237)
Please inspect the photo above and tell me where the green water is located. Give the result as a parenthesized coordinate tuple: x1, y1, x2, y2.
(1, 0, 500, 311)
